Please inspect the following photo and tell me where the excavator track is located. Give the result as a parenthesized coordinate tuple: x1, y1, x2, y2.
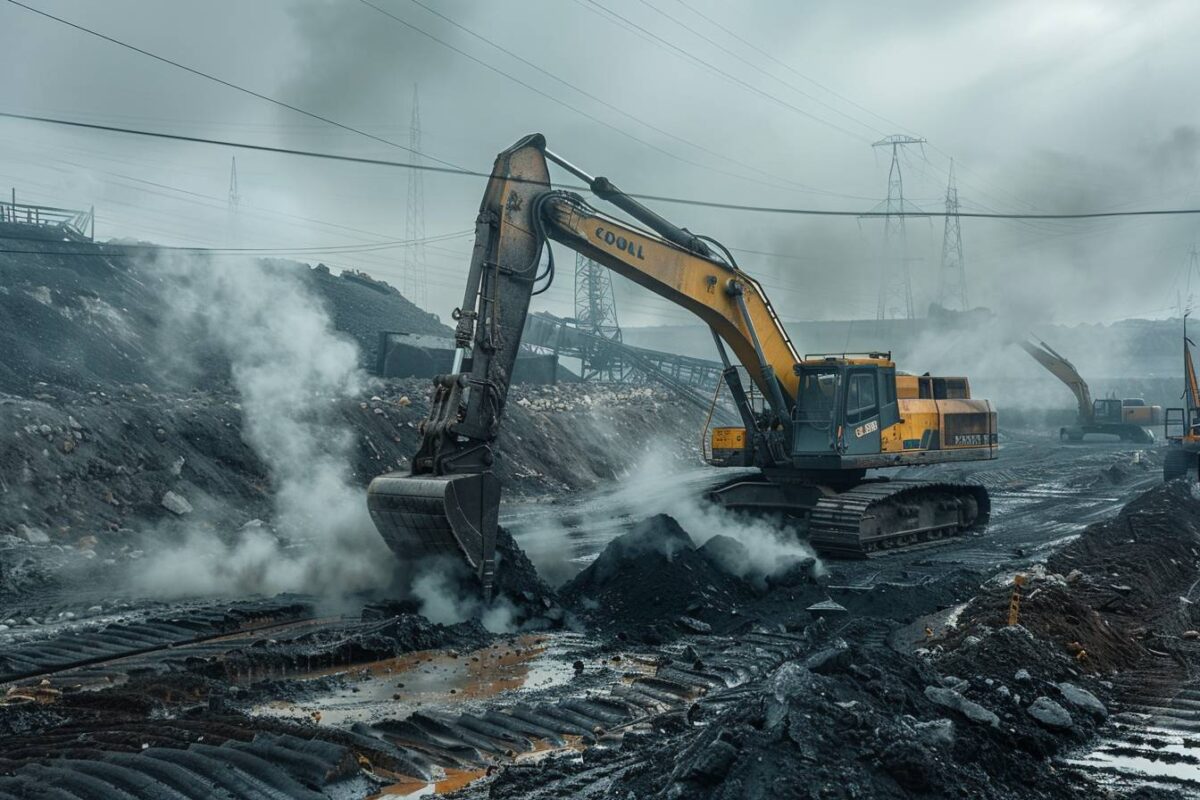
(808, 480, 990, 558)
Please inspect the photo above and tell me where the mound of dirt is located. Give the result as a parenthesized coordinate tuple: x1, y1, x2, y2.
(937, 481, 1200, 679)
(559, 515, 756, 637)
(502, 638, 1094, 800)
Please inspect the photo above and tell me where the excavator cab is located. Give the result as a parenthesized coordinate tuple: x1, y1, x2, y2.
(791, 355, 901, 459)
(1092, 398, 1124, 425)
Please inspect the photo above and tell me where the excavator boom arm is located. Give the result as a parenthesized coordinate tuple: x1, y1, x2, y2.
(369, 134, 799, 595)
(541, 193, 799, 403)
(1020, 339, 1093, 423)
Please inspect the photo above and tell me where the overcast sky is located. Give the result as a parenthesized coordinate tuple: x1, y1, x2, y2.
(1, 0, 1198, 328)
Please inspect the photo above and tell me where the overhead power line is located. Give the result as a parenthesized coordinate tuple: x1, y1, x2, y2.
(3, 0, 464, 170)
(4, 111, 1200, 221)
(389, 0, 854, 199)
(0, 227, 472, 256)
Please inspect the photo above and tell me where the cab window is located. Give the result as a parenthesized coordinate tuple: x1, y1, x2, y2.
(846, 372, 877, 424)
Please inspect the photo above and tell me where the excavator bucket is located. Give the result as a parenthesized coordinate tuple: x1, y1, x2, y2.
(367, 471, 500, 597)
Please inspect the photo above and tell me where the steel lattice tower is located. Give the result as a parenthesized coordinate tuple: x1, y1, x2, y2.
(867, 135, 926, 320)
(224, 156, 240, 246)
(403, 84, 428, 308)
(1184, 244, 1200, 315)
(937, 159, 968, 311)
(573, 253, 624, 380)
(227, 157, 240, 209)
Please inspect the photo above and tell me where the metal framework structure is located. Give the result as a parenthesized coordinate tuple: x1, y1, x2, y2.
(522, 312, 739, 423)
(0, 190, 93, 241)
(227, 157, 240, 209)
(937, 159, 968, 311)
(572, 253, 624, 380)
(403, 84, 428, 309)
(866, 135, 926, 320)
(1183, 244, 1200, 315)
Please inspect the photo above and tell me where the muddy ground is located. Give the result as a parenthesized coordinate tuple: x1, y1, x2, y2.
(2, 230, 1199, 799)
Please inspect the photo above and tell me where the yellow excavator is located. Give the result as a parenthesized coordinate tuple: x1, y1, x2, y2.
(367, 135, 998, 596)
(1164, 318, 1200, 481)
(1020, 339, 1161, 443)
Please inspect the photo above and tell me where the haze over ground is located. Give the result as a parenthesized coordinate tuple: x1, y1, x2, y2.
(1, 0, 1198, 327)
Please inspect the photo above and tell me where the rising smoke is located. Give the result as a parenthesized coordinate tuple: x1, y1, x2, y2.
(515, 441, 822, 588)
(131, 255, 394, 602)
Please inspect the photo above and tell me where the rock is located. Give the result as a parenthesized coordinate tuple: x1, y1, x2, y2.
(1182, 630, 1200, 640)
(677, 616, 711, 634)
(1056, 683, 1107, 719)
(764, 662, 815, 729)
(154, 427, 168, 442)
(17, 524, 50, 544)
(67, 415, 82, 430)
(170, 456, 185, 477)
(804, 639, 851, 674)
(1014, 668, 1032, 683)
(806, 599, 848, 617)
(161, 491, 193, 515)
(60, 437, 75, 453)
(913, 718, 955, 749)
(1027, 697, 1073, 730)
(924, 686, 999, 727)
(679, 738, 739, 785)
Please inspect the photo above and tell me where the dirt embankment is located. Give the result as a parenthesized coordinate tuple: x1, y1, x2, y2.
(935, 481, 1200, 681)
(0, 231, 707, 581)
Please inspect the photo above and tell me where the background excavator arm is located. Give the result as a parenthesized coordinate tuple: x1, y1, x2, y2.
(1020, 338, 1094, 424)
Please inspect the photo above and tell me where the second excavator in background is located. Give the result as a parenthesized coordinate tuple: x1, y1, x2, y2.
(367, 135, 998, 597)
(1164, 318, 1200, 481)
(1020, 338, 1161, 443)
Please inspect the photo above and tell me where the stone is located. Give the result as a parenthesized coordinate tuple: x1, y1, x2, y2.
(924, 686, 999, 727)
(913, 718, 955, 749)
(1056, 683, 1107, 719)
(1027, 697, 1073, 730)
(1014, 668, 1032, 683)
(679, 738, 739, 785)
(161, 491, 193, 515)
(676, 616, 711, 634)
(18, 524, 50, 544)
(804, 639, 851, 674)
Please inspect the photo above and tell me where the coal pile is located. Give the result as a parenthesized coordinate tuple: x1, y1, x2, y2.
(511, 636, 1099, 800)
(560, 515, 759, 639)
(937, 481, 1200, 680)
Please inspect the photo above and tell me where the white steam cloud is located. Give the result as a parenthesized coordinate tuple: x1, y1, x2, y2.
(612, 447, 822, 582)
(132, 256, 393, 600)
(515, 442, 822, 586)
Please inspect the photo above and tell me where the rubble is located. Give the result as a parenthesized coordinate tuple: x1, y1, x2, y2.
(559, 514, 756, 637)
(160, 490, 193, 516)
(1028, 696, 1074, 730)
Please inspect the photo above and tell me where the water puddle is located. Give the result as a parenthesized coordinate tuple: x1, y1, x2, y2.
(1067, 723, 1200, 779)
(250, 634, 580, 726)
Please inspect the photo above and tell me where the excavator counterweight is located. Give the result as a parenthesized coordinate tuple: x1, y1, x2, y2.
(368, 135, 999, 592)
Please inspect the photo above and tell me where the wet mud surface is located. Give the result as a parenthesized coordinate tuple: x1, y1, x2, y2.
(3, 430, 1196, 799)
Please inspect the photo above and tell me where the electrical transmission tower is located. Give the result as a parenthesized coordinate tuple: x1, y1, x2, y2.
(403, 84, 428, 308)
(937, 159, 969, 312)
(224, 156, 240, 246)
(573, 253, 624, 380)
(866, 135, 926, 320)
(227, 157, 240, 209)
(1183, 244, 1200, 315)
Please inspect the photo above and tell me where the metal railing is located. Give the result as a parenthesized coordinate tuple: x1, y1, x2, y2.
(0, 195, 94, 241)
